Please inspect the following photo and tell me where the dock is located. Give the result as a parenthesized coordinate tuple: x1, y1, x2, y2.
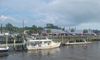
(0, 35, 100, 51)
(50, 35, 100, 42)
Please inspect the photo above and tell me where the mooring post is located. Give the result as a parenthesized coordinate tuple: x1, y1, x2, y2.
(6, 34, 8, 47)
(61, 35, 64, 44)
(13, 36, 16, 50)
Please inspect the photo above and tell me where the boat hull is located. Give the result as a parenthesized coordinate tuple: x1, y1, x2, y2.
(0, 50, 8, 52)
(27, 43, 61, 50)
(0, 47, 9, 52)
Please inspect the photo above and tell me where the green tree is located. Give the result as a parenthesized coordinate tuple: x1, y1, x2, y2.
(45, 23, 60, 29)
(83, 29, 88, 33)
(37, 27, 43, 34)
(47, 29, 51, 33)
(70, 28, 75, 32)
(32, 25, 38, 33)
(27, 30, 33, 35)
(6, 23, 15, 33)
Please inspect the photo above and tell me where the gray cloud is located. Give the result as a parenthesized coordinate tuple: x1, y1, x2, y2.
(1, 0, 100, 29)
(39, 0, 100, 26)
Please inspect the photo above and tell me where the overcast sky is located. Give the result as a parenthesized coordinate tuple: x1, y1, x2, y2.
(0, 0, 100, 29)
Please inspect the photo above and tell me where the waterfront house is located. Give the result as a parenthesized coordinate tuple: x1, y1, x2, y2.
(42, 29, 68, 36)
(67, 29, 96, 36)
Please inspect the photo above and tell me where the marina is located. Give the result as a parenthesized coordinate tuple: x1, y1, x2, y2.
(0, 41, 100, 60)
(0, 34, 99, 51)
(1, 0, 100, 60)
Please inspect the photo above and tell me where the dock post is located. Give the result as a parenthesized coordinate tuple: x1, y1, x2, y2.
(61, 35, 64, 44)
(13, 36, 16, 50)
(13, 39, 16, 50)
(5, 35, 8, 47)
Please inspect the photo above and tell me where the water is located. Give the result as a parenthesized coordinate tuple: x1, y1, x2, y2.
(0, 41, 100, 60)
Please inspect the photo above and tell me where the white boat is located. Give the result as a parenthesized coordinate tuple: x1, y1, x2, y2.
(26, 37, 61, 50)
(0, 33, 9, 52)
(65, 40, 91, 45)
(0, 45, 9, 52)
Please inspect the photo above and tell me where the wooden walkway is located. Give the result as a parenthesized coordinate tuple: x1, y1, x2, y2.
(0, 42, 26, 46)
(1, 35, 100, 46)
(51, 35, 100, 42)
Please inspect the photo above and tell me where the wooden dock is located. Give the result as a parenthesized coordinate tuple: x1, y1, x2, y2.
(0, 35, 100, 51)
(50, 35, 100, 43)
(0, 43, 25, 46)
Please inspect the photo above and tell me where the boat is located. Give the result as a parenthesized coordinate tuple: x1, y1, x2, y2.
(26, 37, 61, 50)
(65, 39, 91, 45)
(0, 33, 9, 52)
(0, 45, 9, 52)
(0, 45, 9, 57)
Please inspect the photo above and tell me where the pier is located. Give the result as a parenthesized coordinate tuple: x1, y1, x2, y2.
(50, 35, 100, 43)
(0, 35, 100, 51)
(0, 43, 25, 46)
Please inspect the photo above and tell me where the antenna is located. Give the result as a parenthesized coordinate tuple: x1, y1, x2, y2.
(23, 20, 24, 33)
(1, 24, 2, 33)
(22, 20, 25, 40)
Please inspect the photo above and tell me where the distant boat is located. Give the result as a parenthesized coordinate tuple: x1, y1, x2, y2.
(0, 33, 9, 52)
(26, 37, 61, 50)
(0, 45, 9, 57)
(65, 40, 91, 45)
(0, 45, 9, 52)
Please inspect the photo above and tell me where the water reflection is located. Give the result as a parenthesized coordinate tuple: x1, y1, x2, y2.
(27, 48, 60, 56)
(0, 52, 8, 60)
(1, 42, 100, 60)
(0, 52, 9, 57)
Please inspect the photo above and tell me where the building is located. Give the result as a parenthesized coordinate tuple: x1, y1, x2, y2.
(42, 29, 68, 36)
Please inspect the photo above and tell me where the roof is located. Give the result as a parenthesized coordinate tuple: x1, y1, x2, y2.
(68, 30, 83, 34)
(45, 29, 67, 34)
(28, 39, 52, 42)
(67, 29, 94, 34)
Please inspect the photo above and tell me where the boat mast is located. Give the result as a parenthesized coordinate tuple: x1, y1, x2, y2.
(5, 33, 8, 47)
(22, 20, 25, 44)
(1, 24, 2, 34)
(23, 20, 24, 37)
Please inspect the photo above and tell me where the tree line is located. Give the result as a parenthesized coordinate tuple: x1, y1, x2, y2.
(0, 23, 100, 35)
(0, 23, 62, 34)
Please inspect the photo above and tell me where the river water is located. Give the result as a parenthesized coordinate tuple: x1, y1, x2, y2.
(0, 41, 100, 60)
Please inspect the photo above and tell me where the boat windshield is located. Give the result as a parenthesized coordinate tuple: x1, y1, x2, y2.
(29, 41, 51, 46)
(0, 36, 5, 44)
